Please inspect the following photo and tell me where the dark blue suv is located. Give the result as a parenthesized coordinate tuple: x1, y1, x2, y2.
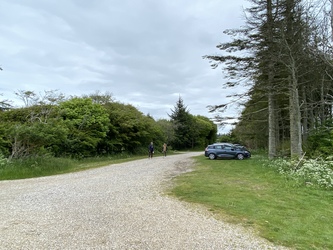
(204, 143, 251, 160)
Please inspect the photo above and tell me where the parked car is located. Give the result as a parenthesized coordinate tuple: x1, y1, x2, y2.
(204, 143, 251, 160)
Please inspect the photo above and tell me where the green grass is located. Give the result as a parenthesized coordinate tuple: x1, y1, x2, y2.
(0, 150, 180, 180)
(0, 154, 147, 180)
(169, 155, 333, 250)
(3, 151, 331, 248)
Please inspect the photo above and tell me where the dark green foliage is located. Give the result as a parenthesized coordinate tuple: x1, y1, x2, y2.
(8, 121, 68, 158)
(100, 102, 164, 154)
(58, 97, 109, 157)
(169, 97, 217, 150)
(169, 96, 193, 150)
(0, 123, 10, 156)
(192, 115, 217, 148)
(0, 98, 11, 111)
(156, 119, 174, 146)
(0, 92, 216, 159)
(0, 104, 66, 158)
(204, 0, 333, 157)
(305, 120, 333, 158)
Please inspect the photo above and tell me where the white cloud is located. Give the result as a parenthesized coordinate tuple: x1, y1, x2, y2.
(0, 0, 249, 133)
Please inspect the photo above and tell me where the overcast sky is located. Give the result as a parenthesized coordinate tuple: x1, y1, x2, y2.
(0, 0, 249, 133)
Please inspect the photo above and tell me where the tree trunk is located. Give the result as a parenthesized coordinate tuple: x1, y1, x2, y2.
(301, 86, 308, 143)
(331, 0, 333, 42)
(267, 0, 277, 159)
(268, 85, 277, 159)
(289, 74, 303, 158)
(320, 75, 325, 125)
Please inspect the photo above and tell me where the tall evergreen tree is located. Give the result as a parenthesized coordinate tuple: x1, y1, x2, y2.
(204, 0, 324, 158)
(204, 0, 283, 157)
(168, 96, 192, 150)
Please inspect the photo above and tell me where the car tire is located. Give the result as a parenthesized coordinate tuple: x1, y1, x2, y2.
(208, 153, 216, 160)
(236, 154, 244, 160)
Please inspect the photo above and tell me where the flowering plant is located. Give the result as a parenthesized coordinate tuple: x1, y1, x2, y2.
(264, 157, 333, 189)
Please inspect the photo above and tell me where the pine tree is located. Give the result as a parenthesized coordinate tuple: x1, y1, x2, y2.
(168, 96, 192, 150)
(204, 0, 317, 158)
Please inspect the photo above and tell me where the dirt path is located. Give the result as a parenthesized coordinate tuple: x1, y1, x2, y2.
(0, 153, 288, 249)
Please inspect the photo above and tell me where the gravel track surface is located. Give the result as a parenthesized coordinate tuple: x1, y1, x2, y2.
(0, 152, 289, 249)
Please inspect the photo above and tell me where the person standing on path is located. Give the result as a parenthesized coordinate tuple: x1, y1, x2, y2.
(148, 141, 154, 158)
(162, 143, 167, 157)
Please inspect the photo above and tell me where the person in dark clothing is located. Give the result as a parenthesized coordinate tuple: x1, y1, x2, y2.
(148, 142, 154, 158)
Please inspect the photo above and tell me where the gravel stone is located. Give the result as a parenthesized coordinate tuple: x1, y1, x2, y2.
(0, 152, 289, 249)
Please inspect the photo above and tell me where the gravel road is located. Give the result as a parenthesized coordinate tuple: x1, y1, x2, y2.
(0, 152, 289, 250)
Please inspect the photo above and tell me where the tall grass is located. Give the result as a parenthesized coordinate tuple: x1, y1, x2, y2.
(0, 153, 146, 180)
(0, 156, 72, 180)
(170, 155, 333, 249)
(0, 150, 179, 180)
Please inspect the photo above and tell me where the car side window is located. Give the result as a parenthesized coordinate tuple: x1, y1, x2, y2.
(215, 145, 222, 149)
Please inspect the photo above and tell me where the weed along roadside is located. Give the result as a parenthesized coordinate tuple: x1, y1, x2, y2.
(169, 155, 333, 250)
(0, 151, 184, 181)
(0, 154, 148, 181)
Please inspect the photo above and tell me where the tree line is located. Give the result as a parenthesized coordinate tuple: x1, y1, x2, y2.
(0, 90, 217, 159)
(205, 0, 333, 159)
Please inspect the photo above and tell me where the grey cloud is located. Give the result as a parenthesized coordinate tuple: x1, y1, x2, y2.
(0, 0, 249, 133)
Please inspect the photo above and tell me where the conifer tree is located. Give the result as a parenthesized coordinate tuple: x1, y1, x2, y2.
(168, 96, 192, 150)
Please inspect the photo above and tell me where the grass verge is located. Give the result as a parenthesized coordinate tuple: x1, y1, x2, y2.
(0, 154, 147, 180)
(0, 150, 180, 180)
(169, 155, 333, 250)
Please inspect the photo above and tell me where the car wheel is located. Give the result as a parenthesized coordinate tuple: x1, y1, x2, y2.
(208, 153, 216, 160)
(236, 154, 244, 160)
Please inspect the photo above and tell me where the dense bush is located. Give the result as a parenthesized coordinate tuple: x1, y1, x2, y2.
(305, 120, 333, 158)
(0, 93, 217, 159)
(0, 153, 10, 167)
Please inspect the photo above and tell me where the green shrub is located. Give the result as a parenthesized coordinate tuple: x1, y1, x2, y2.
(0, 153, 10, 167)
(264, 157, 333, 189)
(305, 121, 333, 158)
